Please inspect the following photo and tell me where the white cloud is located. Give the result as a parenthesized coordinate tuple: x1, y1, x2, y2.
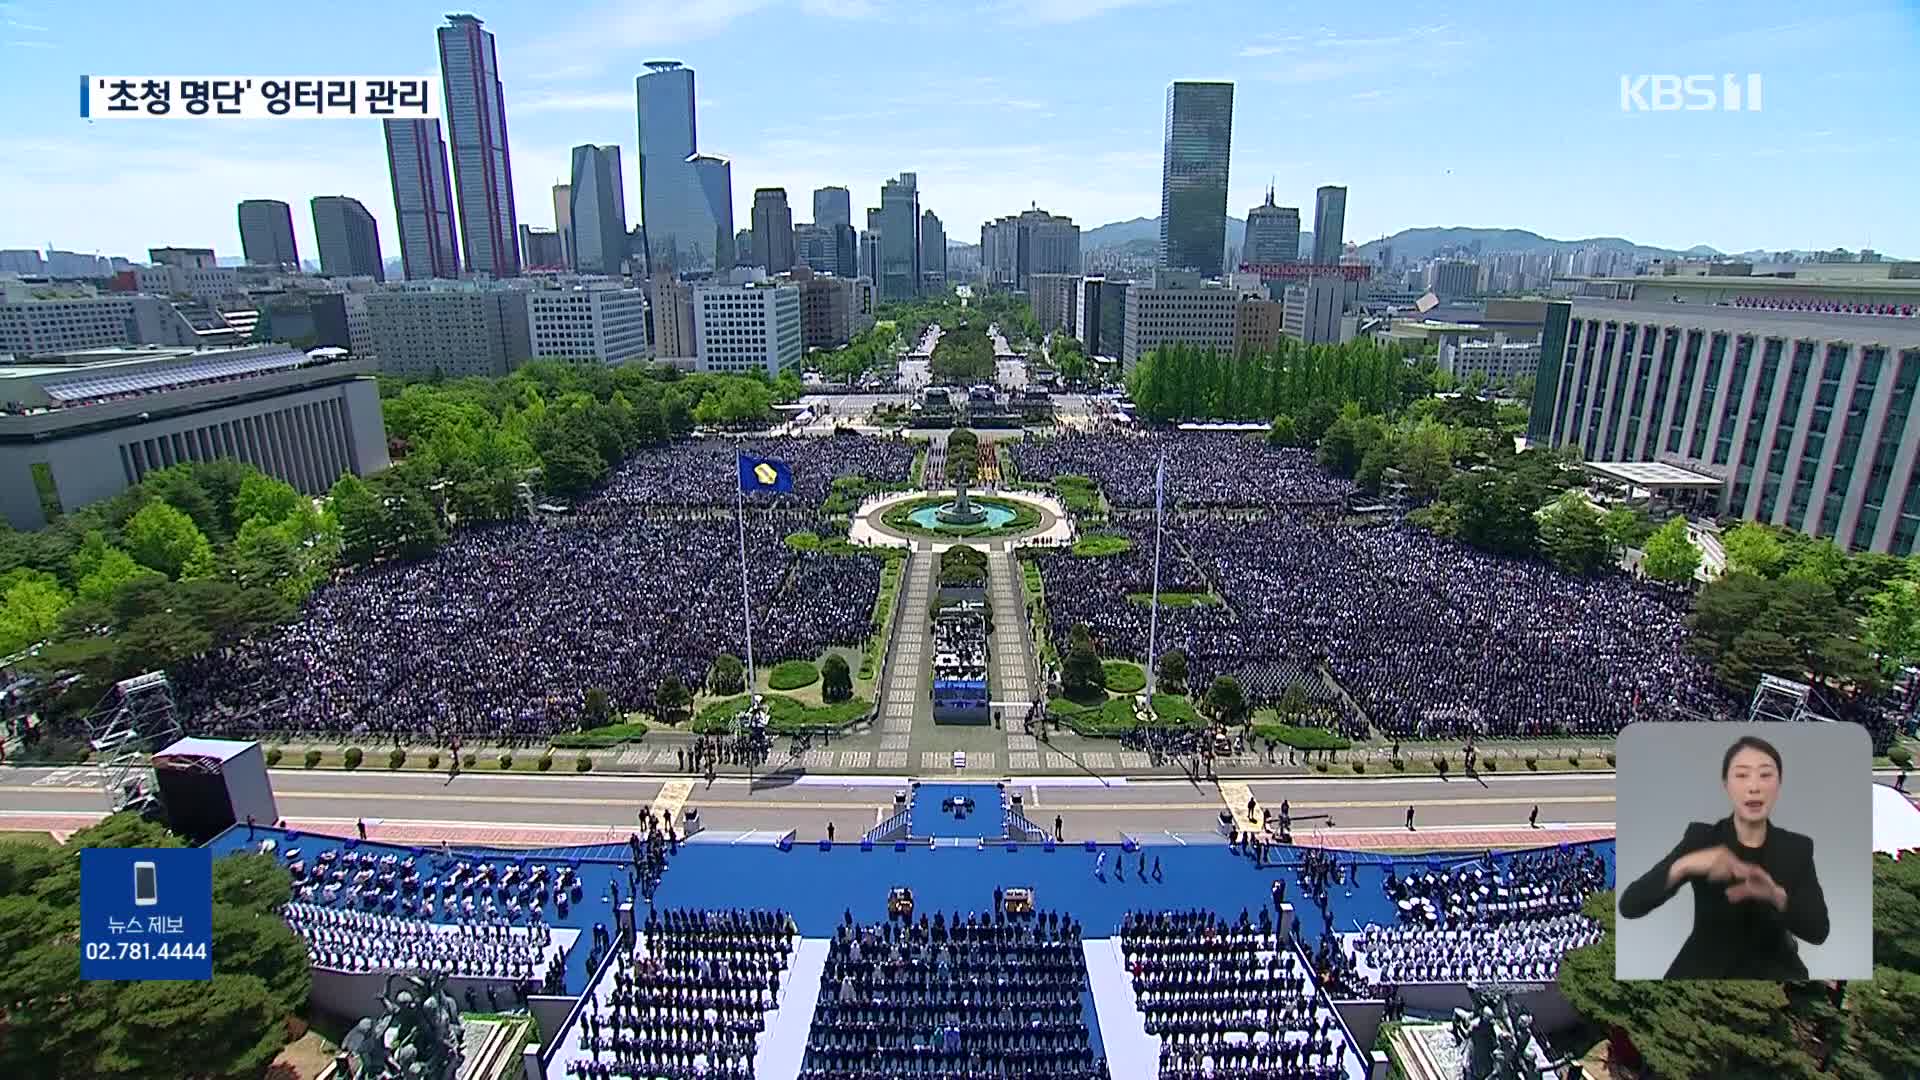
(1245, 24, 1467, 84)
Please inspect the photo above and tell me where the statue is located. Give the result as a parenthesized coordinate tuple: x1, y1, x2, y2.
(342, 972, 466, 1080)
(1449, 984, 1577, 1080)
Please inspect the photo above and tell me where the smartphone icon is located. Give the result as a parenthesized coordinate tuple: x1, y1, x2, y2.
(134, 861, 158, 906)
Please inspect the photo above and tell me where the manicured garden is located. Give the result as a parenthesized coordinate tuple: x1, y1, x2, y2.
(692, 693, 873, 734)
(879, 495, 1043, 538)
(1046, 691, 1201, 736)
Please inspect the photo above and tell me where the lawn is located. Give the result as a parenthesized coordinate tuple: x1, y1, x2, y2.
(1102, 660, 1147, 694)
(881, 495, 1042, 539)
(1249, 722, 1351, 752)
(1126, 591, 1222, 607)
(693, 693, 873, 734)
(785, 530, 822, 551)
(1071, 532, 1132, 557)
(1046, 692, 1201, 736)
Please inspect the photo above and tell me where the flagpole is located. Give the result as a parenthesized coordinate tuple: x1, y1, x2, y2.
(1145, 451, 1164, 713)
(736, 450, 758, 701)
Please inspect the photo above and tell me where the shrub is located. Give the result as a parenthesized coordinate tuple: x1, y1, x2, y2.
(303, 749, 322, 769)
(343, 747, 364, 770)
(1605, 751, 1616, 767)
(387, 748, 406, 769)
(576, 755, 593, 773)
(1390, 757, 1406, 771)
(265, 747, 283, 767)
(1524, 752, 1540, 770)
(462, 752, 477, 768)
(1434, 756, 1449, 775)
(426, 752, 441, 769)
(499, 752, 514, 769)
(1351, 761, 1365, 774)
(769, 660, 821, 691)
(1101, 661, 1147, 695)
(1568, 752, 1582, 766)
(1891, 745, 1913, 769)
(1314, 761, 1329, 773)
(1482, 757, 1498, 772)
(538, 755, 554, 772)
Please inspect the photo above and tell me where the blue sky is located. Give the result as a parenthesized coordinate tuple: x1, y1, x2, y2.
(2, 0, 1916, 264)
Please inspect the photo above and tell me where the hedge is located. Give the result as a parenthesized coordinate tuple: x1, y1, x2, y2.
(769, 660, 821, 691)
(343, 747, 364, 770)
(550, 721, 651, 750)
(387, 748, 406, 769)
(265, 748, 283, 768)
(693, 693, 871, 734)
(304, 749, 322, 769)
(1048, 693, 1201, 737)
(1101, 660, 1147, 694)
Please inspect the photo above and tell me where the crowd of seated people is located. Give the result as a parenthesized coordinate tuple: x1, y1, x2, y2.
(280, 901, 558, 982)
(283, 846, 587, 922)
(799, 906, 1108, 1080)
(1119, 909, 1355, 1080)
(1384, 847, 1608, 929)
(1343, 914, 1602, 987)
(565, 907, 796, 1080)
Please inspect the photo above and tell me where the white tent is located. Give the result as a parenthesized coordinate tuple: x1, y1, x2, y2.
(1872, 782, 1920, 859)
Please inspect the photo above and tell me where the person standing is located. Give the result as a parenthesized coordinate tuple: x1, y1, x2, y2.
(356, 818, 367, 840)
(1405, 805, 1416, 831)
(1529, 805, 1540, 829)
(1054, 814, 1063, 842)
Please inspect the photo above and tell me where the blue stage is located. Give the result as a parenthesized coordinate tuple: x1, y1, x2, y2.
(208, 822, 1615, 1000)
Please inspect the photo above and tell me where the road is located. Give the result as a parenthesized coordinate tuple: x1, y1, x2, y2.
(9, 765, 1902, 847)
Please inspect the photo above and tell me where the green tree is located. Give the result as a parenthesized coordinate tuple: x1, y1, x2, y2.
(1396, 420, 1458, 501)
(1061, 624, 1106, 701)
(584, 687, 612, 728)
(1155, 648, 1188, 695)
(709, 653, 745, 695)
(328, 473, 388, 565)
(0, 569, 72, 654)
(821, 653, 853, 702)
(1601, 506, 1644, 555)
(1640, 517, 1704, 583)
(228, 517, 299, 593)
(1201, 675, 1248, 726)
(1265, 415, 1298, 447)
(1864, 575, 1920, 675)
(656, 674, 692, 720)
(123, 501, 215, 579)
(1536, 491, 1611, 575)
(230, 472, 302, 529)
(1723, 522, 1789, 577)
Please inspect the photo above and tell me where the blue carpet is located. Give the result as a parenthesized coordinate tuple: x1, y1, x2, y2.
(909, 783, 1006, 839)
(207, 824, 1615, 998)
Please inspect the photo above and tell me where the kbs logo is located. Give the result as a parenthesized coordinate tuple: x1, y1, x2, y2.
(1619, 74, 1762, 112)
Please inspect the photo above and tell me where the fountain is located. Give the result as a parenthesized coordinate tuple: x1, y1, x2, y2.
(903, 482, 1019, 532)
(935, 483, 989, 526)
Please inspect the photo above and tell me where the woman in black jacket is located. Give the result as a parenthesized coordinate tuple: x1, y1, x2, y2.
(1618, 734, 1830, 979)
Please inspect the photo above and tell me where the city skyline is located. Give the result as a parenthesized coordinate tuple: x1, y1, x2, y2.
(1, 0, 1916, 265)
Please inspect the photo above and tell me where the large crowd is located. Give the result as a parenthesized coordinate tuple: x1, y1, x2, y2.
(177, 435, 912, 740)
(1010, 431, 1355, 510)
(1030, 482, 1741, 737)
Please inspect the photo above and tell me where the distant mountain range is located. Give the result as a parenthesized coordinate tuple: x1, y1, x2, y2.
(1080, 219, 1901, 264)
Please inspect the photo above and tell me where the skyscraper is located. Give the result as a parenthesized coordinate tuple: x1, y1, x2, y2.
(1242, 186, 1299, 266)
(570, 145, 629, 275)
(919, 210, 947, 290)
(437, 14, 519, 277)
(873, 173, 920, 301)
(979, 208, 1080, 291)
(382, 118, 459, 280)
(552, 184, 574, 269)
(635, 60, 734, 275)
(814, 186, 857, 277)
(1158, 81, 1234, 278)
(1312, 185, 1347, 266)
(311, 196, 385, 281)
(751, 188, 796, 273)
(237, 199, 298, 268)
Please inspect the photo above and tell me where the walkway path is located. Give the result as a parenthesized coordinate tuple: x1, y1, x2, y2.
(986, 548, 1043, 767)
(876, 551, 934, 771)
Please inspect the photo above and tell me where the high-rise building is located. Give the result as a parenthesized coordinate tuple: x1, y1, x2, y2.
(551, 184, 574, 269)
(527, 284, 650, 364)
(980, 208, 1080, 291)
(382, 118, 459, 280)
(813, 187, 851, 230)
(734, 229, 756, 268)
(237, 200, 299, 268)
(870, 173, 921, 301)
(519, 225, 565, 269)
(795, 224, 834, 275)
(366, 281, 533, 378)
(437, 14, 519, 277)
(0, 342, 387, 530)
(1121, 270, 1239, 370)
(859, 230, 880, 285)
(1159, 81, 1234, 278)
(751, 188, 796, 273)
(1312, 185, 1347, 267)
(649, 272, 697, 361)
(0, 282, 200, 355)
(635, 61, 734, 275)
(692, 281, 802, 377)
(1427, 259, 1479, 300)
(1075, 277, 1128, 357)
(1028, 274, 1081, 335)
(1237, 295, 1285, 355)
(311, 196, 385, 281)
(782, 267, 874, 351)
(919, 210, 947, 291)
(1530, 295, 1920, 554)
(1282, 277, 1361, 345)
(1242, 187, 1299, 267)
(569, 144, 630, 275)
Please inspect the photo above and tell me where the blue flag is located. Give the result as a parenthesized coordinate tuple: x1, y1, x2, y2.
(738, 455, 794, 493)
